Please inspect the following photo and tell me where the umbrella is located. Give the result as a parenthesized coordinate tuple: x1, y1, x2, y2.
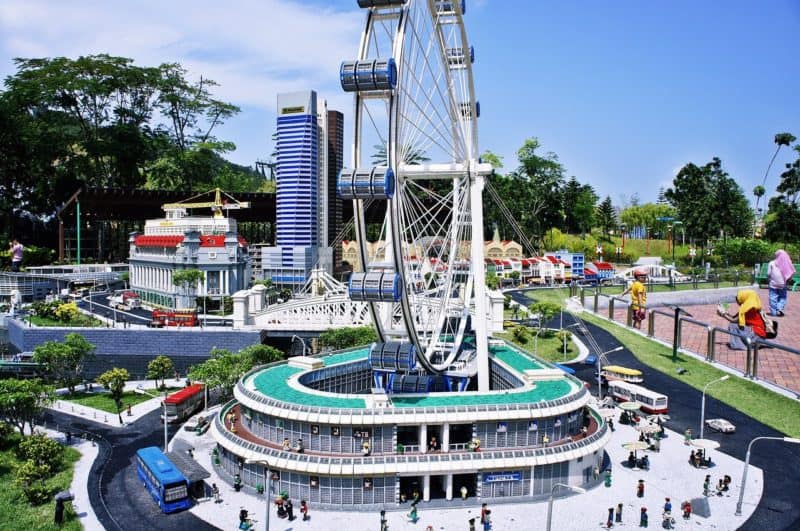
(636, 424, 661, 434)
(647, 413, 671, 423)
(619, 401, 642, 411)
(690, 439, 720, 450)
(622, 441, 650, 451)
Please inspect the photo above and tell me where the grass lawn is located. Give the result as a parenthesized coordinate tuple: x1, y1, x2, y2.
(28, 315, 104, 327)
(59, 387, 182, 414)
(495, 331, 575, 364)
(0, 435, 82, 531)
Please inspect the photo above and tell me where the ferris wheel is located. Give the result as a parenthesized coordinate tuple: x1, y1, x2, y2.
(339, 0, 492, 383)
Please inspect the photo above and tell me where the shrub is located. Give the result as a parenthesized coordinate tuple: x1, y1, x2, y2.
(14, 460, 52, 505)
(54, 302, 80, 322)
(18, 433, 64, 470)
(512, 326, 529, 344)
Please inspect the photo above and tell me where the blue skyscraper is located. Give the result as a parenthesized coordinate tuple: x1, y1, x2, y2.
(263, 91, 343, 289)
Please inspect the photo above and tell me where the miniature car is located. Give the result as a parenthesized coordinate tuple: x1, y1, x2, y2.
(705, 418, 735, 433)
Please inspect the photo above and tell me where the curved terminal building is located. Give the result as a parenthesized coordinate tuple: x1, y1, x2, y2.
(210, 342, 610, 508)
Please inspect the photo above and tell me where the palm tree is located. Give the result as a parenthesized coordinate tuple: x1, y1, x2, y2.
(371, 143, 430, 166)
(756, 132, 796, 214)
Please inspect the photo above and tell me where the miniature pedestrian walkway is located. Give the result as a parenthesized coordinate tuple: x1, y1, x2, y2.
(179, 404, 761, 530)
(46, 386, 763, 529)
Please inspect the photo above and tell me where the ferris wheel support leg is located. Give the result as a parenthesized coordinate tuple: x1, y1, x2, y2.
(471, 172, 490, 391)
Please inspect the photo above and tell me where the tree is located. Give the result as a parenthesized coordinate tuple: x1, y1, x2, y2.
(14, 458, 52, 504)
(485, 273, 499, 290)
(5, 55, 161, 188)
(562, 177, 598, 235)
(0, 54, 243, 227)
(147, 355, 175, 390)
(318, 326, 378, 351)
(96, 367, 130, 425)
(0, 379, 55, 435)
(19, 433, 64, 470)
(765, 144, 800, 243)
(619, 203, 675, 238)
(239, 344, 284, 366)
(486, 138, 566, 246)
(370, 143, 430, 166)
(665, 158, 752, 248)
(188, 348, 252, 398)
(756, 132, 797, 214)
(32, 333, 95, 394)
(172, 269, 204, 309)
(596, 196, 617, 237)
(527, 301, 562, 337)
(511, 325, 529, 344)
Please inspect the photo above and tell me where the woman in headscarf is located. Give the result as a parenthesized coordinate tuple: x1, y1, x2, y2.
(767, 249, 795, 316)
(718, 289, 767, 338)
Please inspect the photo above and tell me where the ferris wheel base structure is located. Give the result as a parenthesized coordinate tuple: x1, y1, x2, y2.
(211, 343, 610, 509)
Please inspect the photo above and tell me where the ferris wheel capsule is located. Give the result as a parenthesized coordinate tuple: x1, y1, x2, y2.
(348, 272, 403, 302)
(340, 59, 397, 92)
(337, 167, 395, 200)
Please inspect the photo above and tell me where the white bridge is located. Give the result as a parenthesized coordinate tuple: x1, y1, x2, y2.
(233, 269, 504, 337)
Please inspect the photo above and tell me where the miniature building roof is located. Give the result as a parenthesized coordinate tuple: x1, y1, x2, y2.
(592, 261, 614, 270)
(134, 235, 248, 248)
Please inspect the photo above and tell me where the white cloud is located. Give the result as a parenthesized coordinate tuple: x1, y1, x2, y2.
(0, 0, 364, 110)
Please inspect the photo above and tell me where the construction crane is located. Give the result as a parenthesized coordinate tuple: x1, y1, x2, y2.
(161, 188, 250, 219)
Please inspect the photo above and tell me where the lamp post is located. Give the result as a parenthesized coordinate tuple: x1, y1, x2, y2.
(597, 346, 624, 400)
(735, 436, 800, 516)
(135, 385, 168, 452)
(562, 323, 580, 361)
(546, 483, 586, 531)
(700, 375, 730, 438)
(245, 459, 274, 531)
(291, 335, 308, 357)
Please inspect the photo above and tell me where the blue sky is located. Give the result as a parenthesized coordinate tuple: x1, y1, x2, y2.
(1, 0, 798, 205)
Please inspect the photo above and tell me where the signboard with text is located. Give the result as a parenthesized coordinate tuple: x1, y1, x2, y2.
(484, 472, 522, 483)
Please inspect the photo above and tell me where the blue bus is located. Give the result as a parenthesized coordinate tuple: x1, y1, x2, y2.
(135, 446, 191, 513)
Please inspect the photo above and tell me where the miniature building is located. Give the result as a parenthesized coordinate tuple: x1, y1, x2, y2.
(261, 92, 345, 290)
(128, 202, 251, 308)
(211, 342, 609, 509)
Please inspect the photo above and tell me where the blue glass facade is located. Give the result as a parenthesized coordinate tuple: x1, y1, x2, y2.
(265, 91, 320, 288)
(276, 93, 319, 247)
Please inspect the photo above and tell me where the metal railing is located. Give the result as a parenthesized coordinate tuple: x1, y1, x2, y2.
(214, 401, 610, 469)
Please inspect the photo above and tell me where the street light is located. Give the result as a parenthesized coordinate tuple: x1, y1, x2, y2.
(291, 335, 308, 357)
(699, 375, 730, 438)
(562, 323, 580, 360)
(735, 436, 800, 516)
(546, 483, 586, 531)
(134, 385, 168, 452)
(597, 346, 624, 400)
(245, 459, 275, 531)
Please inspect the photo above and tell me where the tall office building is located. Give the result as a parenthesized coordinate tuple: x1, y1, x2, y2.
(262, 91, 344, 289)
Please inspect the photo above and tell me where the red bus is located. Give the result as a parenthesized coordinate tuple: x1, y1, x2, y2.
(163, 384, 205, 423)
(150, 309, 199, 327)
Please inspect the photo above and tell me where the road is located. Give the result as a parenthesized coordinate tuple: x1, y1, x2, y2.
(43, 409, 217, 531)
(81, 293, 232, 327)
(511, 289, 800, 531)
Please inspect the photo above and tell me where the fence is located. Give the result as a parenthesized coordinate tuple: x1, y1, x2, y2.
(578, 286, 800, 397)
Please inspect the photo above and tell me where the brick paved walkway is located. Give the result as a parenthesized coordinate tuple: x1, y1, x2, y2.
(608, 289, 800, 395)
